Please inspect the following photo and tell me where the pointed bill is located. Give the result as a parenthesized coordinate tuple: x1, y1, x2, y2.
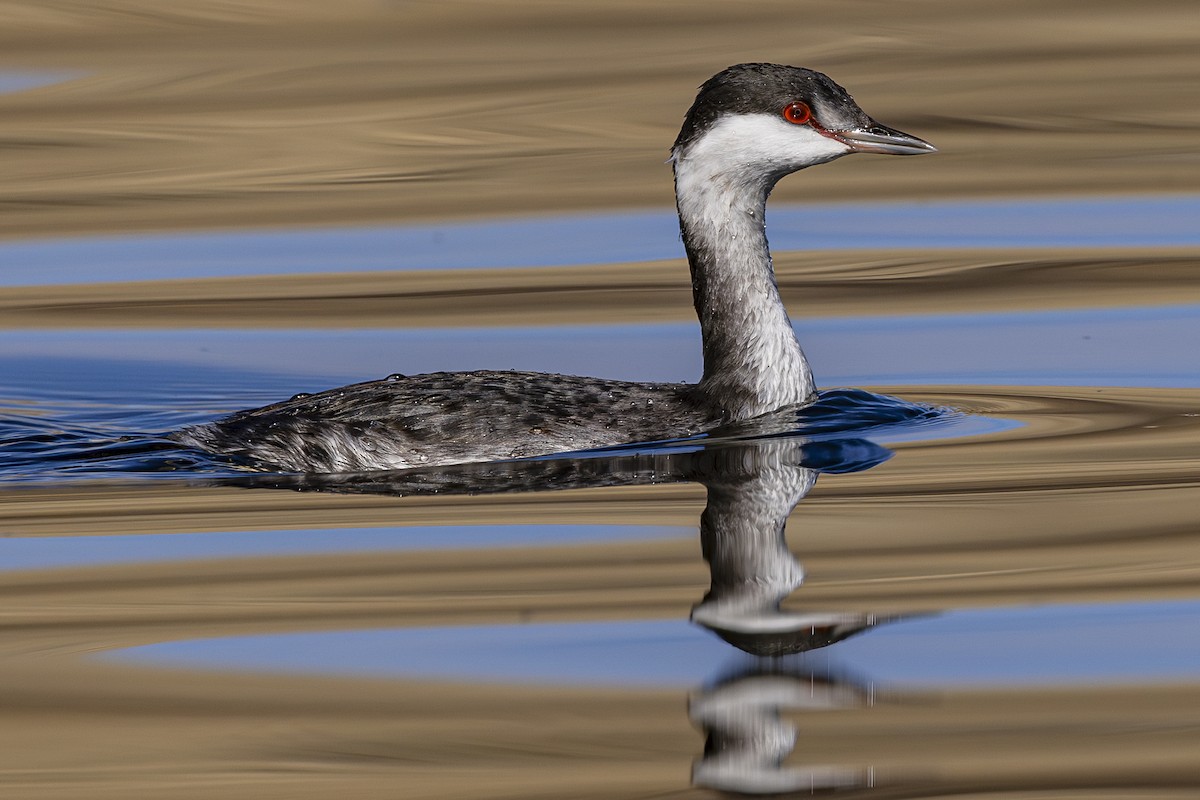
(836, 123, 937, 156)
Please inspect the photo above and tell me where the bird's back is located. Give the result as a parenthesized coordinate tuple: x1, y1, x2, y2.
(173, 370, 717, 473)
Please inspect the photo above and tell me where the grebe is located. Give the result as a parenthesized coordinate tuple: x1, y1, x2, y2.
(174, 64, 935, 473)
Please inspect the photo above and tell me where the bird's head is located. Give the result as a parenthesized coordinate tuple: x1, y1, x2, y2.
(672, 63, 935, 186)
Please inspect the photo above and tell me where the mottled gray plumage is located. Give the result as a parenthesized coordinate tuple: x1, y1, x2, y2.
(174, 64, 934, 473)
(178, 370, 714, 473)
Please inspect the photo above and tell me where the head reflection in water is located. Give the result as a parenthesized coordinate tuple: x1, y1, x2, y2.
(690, 664, 874, 794)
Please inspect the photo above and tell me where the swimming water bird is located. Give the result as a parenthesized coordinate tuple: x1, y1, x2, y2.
(174, 64, 935, 473)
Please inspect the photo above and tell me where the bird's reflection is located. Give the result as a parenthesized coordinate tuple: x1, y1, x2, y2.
(691, 662, 874, 795)
(688, 440, 885, 656)
(674, 438, 890, 795)
(223, 421, 892, 656)
(215, 406, 911, 797)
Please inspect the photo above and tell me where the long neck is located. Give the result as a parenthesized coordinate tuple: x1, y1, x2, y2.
(674, 154, 815, 421)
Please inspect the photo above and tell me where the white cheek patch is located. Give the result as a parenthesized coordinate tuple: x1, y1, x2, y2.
(673, 113, 851, 185)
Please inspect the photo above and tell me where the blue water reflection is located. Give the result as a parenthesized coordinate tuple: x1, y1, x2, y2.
(0, 71, 76, 94)
(0, 524, 690, 572)
(108, 599, 1200, 689)
(3, 194, 1198, 286)
(4, 305, 1198, 401)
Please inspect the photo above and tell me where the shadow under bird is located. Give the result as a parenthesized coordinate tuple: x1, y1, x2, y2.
(174, 63, 936, 473)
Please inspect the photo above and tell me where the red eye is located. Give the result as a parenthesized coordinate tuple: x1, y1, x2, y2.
(782, 101, 812, 125)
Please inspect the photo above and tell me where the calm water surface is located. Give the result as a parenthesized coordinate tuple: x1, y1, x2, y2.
(2, 200, 1199, 797)
(4, 2, 1200, 795)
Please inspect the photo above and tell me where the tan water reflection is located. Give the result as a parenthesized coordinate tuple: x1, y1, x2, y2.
(5, 248, 1200, 329)
(3, 0, 1200, 797)
(2, 1, 1198, 241)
